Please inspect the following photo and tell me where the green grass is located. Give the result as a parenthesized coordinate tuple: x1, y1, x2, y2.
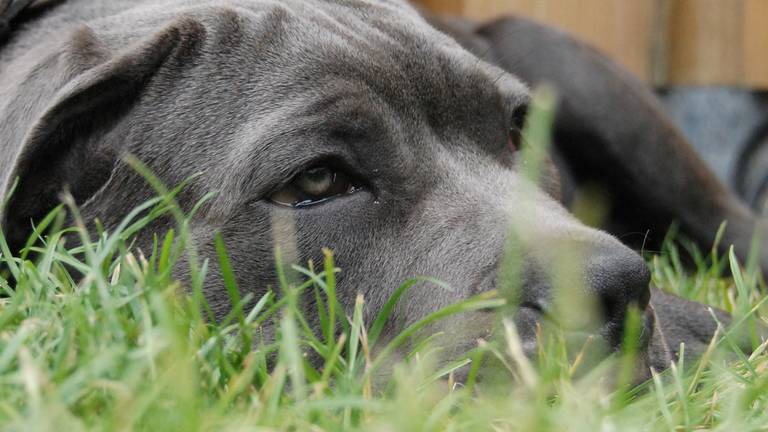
(0, 189, 767, 431)
(1, 88, 766, 431)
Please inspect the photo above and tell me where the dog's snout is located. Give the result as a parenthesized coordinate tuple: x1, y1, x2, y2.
(586, 244, 651, 345)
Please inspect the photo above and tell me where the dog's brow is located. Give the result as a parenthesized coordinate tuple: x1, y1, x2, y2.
(303, 90, 366, 117)
(496, 77, 530, 119)
(299, 73, 391, 116)
(299, 83, 388, 137)
(288, 88, 401, 177)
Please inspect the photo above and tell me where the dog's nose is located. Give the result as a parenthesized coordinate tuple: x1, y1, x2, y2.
(585, 244, 651, 347)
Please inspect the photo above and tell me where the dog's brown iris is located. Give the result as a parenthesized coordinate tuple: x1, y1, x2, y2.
(270, 166, 360, 207)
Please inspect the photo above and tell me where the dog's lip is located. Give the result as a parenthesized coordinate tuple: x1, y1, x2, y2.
(513, 301, 655, 356)
(518, 301, 545, 314)
(637, 305, 655, 350)
(596, 305, 655, 353)
(513, 305, 544, 358)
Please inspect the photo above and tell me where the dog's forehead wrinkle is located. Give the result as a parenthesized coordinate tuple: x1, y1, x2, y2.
(213, 0, 517, 150)
(300, 82, 370, 117)
(77, 0, 426, 69)
(297, 79, 395, 137)
(267, 18, 512, 140)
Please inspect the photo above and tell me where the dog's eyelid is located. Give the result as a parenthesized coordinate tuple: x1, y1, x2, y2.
(266, 155, 371, 208)
(300, 156, 366, 182)
(510, 102, 529, 132)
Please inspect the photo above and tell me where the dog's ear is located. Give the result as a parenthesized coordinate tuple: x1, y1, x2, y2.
(1, 18, 205, 249)
(646, 287, 763, 370)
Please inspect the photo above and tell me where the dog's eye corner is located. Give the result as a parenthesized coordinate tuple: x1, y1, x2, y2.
(508, 124, 525, 153)
(511, 103, 528, 131)
(270, 164, 363, 208)
(508, 127, 521, 152)
(508, 103, 528, 152)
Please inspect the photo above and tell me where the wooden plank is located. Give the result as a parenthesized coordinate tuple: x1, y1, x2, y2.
(666, 0, 744, 86)
(413, 0, 465, 15)
(414, 0, 655, 81)
(744, 0, 768, 88)
(412, 0, 768, 88)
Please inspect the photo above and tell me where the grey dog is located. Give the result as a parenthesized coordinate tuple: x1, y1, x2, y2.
(0, 0, 763, 377)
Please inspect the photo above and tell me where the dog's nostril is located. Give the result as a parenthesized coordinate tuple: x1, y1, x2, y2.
(586, 245, 651, 345)
(588, 248, 650, 307)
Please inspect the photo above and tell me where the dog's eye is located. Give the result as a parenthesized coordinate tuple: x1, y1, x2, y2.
(508, 103, 528, 152)
(270, 166, 361, 207)
(508, 128, 521, 152)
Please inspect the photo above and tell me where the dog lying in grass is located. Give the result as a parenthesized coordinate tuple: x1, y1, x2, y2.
(0, 0, 763, 378)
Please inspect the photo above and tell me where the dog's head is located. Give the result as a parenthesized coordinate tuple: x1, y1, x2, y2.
(2, 0, 655, 370)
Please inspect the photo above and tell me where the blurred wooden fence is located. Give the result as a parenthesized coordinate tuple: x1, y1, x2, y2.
(413, 0, 768, 88)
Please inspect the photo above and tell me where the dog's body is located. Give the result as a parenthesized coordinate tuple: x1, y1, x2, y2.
(0, 0, 762, 375)
(428, 14, 768, 259)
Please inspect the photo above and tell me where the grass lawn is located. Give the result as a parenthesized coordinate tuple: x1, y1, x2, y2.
(0, 191, 767, 432)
